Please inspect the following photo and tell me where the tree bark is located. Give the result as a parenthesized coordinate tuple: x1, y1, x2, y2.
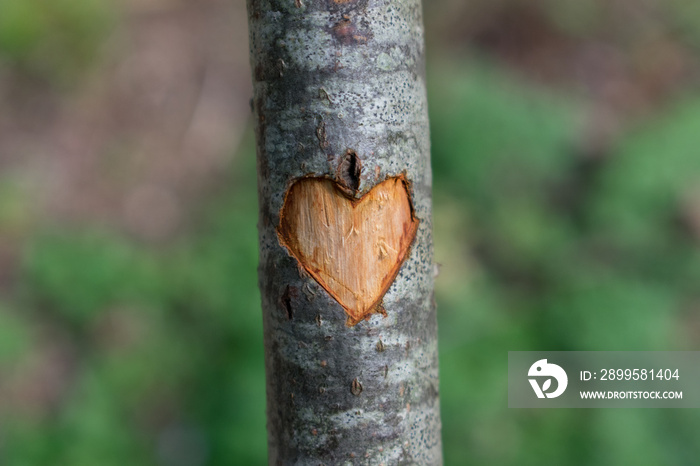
(247, 0, 442, 464)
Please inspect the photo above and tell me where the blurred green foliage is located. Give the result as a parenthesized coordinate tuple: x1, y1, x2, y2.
(2, 145, 266, 465)
(2, 1, 700, 465)
(429, 61, 700, 465)
(0, 0, 114, 82)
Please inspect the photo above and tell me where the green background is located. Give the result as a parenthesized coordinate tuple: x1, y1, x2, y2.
(1, 0, 700, 464)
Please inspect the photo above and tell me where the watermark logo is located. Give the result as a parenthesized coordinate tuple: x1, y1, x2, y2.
(528, 359, 568, 398)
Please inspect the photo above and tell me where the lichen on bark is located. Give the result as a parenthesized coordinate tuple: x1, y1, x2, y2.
(247, 0, 442, 464)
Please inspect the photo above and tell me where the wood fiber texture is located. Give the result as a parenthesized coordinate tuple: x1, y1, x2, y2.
(278, 177, 419, 325)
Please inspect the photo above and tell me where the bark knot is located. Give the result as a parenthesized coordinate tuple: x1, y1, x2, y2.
(332, 18, 369, 46)
(337, 149, 361, 193)
(351, 378, 363, 396)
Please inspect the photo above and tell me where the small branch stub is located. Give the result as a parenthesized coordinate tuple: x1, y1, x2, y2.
(376, 339, 385, 352)
(351, 378, 363, 396)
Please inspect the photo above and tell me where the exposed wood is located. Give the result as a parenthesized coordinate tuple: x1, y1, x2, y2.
(278, 176, 419, 325)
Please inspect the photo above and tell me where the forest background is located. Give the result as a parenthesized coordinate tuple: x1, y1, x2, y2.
(1, 0, 700, 464)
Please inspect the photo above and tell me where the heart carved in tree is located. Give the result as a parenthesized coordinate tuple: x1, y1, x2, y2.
(278, 176, 419, 325)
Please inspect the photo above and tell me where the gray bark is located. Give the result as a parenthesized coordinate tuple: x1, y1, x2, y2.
(247, 0, 442, 464)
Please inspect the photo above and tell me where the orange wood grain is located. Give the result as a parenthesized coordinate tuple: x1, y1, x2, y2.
(278, 176, 419, 325)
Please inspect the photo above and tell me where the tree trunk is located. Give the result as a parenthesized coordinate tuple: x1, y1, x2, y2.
(247, 0, 442, 464)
